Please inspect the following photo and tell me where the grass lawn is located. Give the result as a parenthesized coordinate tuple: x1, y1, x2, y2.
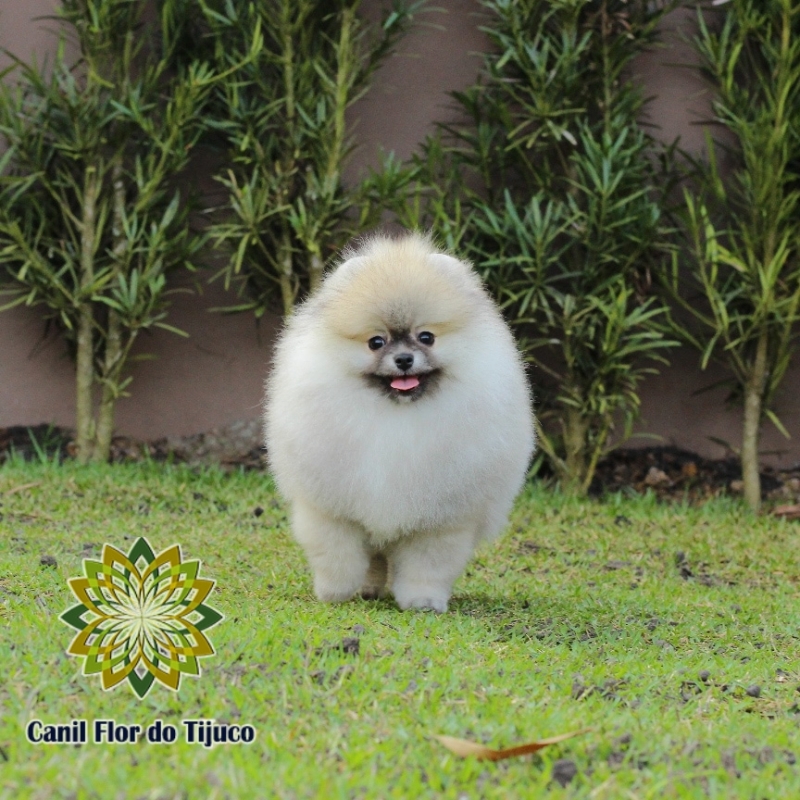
(1, 459, 799, 799)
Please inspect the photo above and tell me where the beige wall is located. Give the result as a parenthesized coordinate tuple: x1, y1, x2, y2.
(0, 1, 56, 71)
(1, 1, 798, 463)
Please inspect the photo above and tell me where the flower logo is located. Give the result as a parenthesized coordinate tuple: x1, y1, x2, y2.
(60, 537, 223, 699)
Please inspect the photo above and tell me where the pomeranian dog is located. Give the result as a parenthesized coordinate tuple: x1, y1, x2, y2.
(264, 233, 535, 612)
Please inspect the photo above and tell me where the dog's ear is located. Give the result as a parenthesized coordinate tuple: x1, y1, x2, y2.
(427, 253, 484, 296)
(333, 256, 368, 276)
(427, 253, 465, 273)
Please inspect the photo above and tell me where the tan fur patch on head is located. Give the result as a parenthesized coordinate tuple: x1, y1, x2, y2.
(319, 233, 484, 341)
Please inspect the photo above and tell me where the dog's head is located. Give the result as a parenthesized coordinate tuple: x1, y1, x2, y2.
(309, 233, 492, 403)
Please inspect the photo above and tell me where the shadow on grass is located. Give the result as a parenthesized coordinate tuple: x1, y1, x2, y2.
(449, 590, 671, 650)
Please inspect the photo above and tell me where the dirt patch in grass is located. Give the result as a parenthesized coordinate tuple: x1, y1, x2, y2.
(587, 445, 800, 503)
(0, 421, 265, 470)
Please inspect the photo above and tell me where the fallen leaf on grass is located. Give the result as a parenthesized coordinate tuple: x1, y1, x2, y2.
(3, 481, 42, 497)
(774, 504, 800, 520)
(435, 728, 592, 761)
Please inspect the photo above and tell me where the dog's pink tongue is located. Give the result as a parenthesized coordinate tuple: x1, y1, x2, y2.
(391, 376, 420, 391)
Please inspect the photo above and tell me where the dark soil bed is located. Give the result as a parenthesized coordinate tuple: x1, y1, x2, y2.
(587, 445, 799, 504)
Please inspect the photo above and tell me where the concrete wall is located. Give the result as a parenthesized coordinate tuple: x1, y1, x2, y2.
(1, 1, 798, 463)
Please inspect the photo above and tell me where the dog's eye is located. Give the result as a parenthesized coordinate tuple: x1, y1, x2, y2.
(418, 331, 435, 346)
(368, 336, 386, 351)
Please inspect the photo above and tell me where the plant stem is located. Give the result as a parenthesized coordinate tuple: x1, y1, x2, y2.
(309, 253, 324, 291)
(279, 234, 294, 317)
(278, 4, 297, 311)
(600, 0, 612, 131)
(741, 329, 768, 512)
(327, 6, 352, 185)
(95, 156, 126, 462)
(281, 5, 296, 126)
(563, 405, 588, 495)
(582, 420, 610, 496)
(75, 165, 100, 464)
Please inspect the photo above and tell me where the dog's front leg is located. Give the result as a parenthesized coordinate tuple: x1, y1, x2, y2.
(388, 527, 479, 613)
(291, 500, 369, 603)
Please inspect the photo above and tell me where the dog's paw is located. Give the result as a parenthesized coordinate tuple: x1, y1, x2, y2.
(394, 590, 449, 614)
(314, 584, 359, 603)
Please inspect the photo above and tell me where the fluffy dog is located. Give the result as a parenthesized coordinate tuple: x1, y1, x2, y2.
(264, 233, 534, 612)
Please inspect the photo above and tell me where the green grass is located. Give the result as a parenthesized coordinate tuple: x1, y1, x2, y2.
(1, 459, 799, 799)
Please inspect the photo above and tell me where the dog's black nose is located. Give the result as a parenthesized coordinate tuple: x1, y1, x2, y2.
(394, 353, 414, 371)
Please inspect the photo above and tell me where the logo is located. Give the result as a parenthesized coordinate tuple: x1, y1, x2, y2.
(60, 537, 223, 699)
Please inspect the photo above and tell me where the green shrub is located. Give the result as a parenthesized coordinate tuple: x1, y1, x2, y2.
(0, 0, 212, 462)
(667, 0, 800, 512)
(196, 0, 419, 317)
(386, 0, 679, 494)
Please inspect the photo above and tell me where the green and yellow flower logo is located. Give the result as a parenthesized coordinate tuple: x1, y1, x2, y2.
(60, 537, 223, 699)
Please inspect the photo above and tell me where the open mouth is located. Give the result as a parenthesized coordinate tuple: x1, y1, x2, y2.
(390, 375, 421, 392)
(367, 370, 440, 401)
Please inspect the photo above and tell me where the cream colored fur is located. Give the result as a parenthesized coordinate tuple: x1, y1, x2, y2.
(264, 233, 535, 612)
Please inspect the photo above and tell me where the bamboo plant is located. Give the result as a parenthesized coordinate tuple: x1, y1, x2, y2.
(390, 0, 678, 494)
(0, 0, 216, 463)
(196, 0, 418, 317)
(668, 0, 800, 512)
